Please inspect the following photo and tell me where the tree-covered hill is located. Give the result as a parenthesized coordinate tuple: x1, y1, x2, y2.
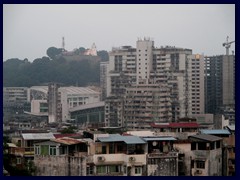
(3, 48, 109, 87)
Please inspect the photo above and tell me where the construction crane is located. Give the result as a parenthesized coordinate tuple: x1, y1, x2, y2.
(223, 36, 235, 55)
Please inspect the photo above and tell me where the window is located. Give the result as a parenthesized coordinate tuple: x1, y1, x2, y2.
(196, 160, 205, 169)
(35, 145, 40, 155)
(102, 146, 107, 154)
(49, 146, 56, 155)
(97, 166, 106, 174)
(17, 157, 22, 164)
(135, 166, 142, 174)
(87, 166, 94, 175)
(108, 165, 120, 173)
(191, 142, 196, 150)
(191, 160, 194, 168)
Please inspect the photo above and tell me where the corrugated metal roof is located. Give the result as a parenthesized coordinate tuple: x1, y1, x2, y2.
(143, 137, 177, 141)
(22, 133, 55, 140)
(189, 134, 222, 142)
(97, 134, 146, 144)
(200, 129, 230, 135)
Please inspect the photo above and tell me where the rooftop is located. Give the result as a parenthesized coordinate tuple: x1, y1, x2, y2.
(7, 143, 17, 148)
(151, 122, 199, 128)
(142, 136, 177, 141)
(97, 134, 146, 144)
(60, 86, 100, 95)
(200, 129, 230, 135)
(52, 137, 83, 145)
(125, 131, 154, 137)
(226, 125, 235, 131)
(22, 133, 55, 140)
(188, 134, 222, 142)
(30, 86, 100, 95)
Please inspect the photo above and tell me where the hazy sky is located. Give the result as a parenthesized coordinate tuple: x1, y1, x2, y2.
(3, 4, 235, 62)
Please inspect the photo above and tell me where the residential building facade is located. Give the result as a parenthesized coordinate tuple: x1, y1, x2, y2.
(104, 38, 205, 129)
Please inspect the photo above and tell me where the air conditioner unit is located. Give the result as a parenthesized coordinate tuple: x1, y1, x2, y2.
(97, 156, 105, 162)
(129, 157, 136, 162)
(196, 170, 202, 174)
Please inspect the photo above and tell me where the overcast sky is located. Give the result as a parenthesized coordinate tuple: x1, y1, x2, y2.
(3, 4, 235, 62)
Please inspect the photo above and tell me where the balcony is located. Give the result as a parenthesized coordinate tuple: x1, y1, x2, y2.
(93, 154, 146, 166)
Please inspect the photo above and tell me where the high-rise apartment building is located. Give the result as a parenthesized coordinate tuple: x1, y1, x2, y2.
(205, 55, 235, 124)
(105, 38, 205, 129)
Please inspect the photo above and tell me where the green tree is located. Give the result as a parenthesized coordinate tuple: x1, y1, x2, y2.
(97, 50, 109, 61)
(46, 47, 63, 59)
(61, 126, 77, 134)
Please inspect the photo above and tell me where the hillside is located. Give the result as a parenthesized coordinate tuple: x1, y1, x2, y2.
(3, 49, 109, 87)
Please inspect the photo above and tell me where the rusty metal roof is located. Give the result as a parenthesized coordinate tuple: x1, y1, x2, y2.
(52, 137, 83, 145)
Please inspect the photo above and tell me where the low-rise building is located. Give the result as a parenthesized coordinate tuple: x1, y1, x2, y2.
(200, 129, 235, 176)
(188, 134, 223, 176)
(34, 137, 89, 176)
(143, 136, 178, 176)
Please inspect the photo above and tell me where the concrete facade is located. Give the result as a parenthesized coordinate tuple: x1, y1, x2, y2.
(34, 155, 87, 176)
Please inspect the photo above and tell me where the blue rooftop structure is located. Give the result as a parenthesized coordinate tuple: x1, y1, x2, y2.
(97, 134, 146, 144)
(200, 129, 231, 135)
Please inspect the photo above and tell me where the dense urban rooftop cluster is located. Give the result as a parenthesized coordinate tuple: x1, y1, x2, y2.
(3, 38, 235, 176)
